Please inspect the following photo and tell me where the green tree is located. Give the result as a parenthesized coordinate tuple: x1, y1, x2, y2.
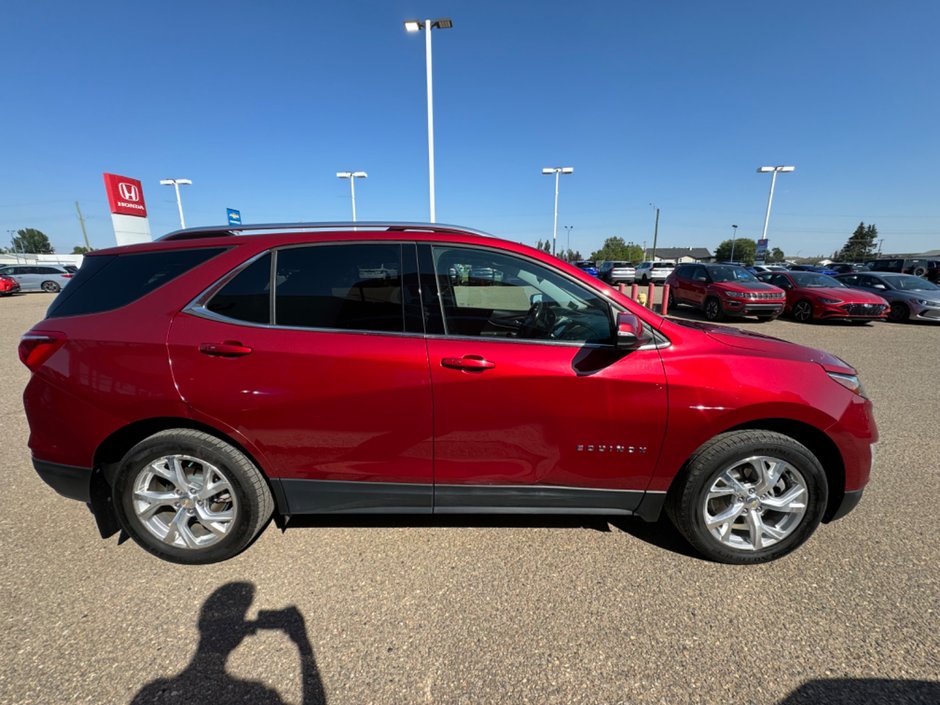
(590, 236, 644, 263)
(72, 245, 92, 254)
(836, 222, 878, 261)
(12, 228, 54, 254)
(768, 247, 786, 263)
(714, 238, 757, 265)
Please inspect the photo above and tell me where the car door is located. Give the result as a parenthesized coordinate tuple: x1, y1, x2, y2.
(3, 266, 34, 290)
(422, 244, 668, 514)
(167, 242, 435, 514)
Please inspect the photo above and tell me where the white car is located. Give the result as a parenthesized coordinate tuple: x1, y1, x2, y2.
(635, 261, 676, 285)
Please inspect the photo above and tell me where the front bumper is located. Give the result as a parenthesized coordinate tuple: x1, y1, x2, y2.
(33, 458, 92, 502)
(721, 300, 784, 317)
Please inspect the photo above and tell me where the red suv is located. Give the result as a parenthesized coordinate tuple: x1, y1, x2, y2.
(666, 263, 786, 322)
(21, 223, 876, 565)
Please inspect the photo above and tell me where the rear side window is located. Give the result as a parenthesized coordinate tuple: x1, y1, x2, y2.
(274, 244, 404, 332)
(46, 248, 226, 319)
(206, 254, 272, 324)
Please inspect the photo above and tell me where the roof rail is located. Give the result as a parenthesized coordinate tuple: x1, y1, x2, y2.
(158, 221, 496, 241)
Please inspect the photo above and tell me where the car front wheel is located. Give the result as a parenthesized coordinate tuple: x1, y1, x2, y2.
(667, 430, 828, 564)
(888, 302, 910, 323)
(113, 429, 274, 564)
(704, 297, 724, 321)
(792, 300, 814, 323)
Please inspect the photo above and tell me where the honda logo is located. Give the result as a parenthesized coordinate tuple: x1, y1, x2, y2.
(118, 182, 140, 202)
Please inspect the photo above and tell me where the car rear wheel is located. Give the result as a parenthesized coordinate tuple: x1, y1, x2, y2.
(41, 280, 61, 293)
(667, 288, 677, 310)
(667, 430, 828, 564)
(792, 300, 814, 323)
(113, 429, 274, 564)
(704, 297, 724, 321)
(888, 302, 910, 323)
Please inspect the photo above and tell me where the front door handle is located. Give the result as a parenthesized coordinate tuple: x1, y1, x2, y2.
(441, 356, 496, 371)
(199, 342, 253, 357)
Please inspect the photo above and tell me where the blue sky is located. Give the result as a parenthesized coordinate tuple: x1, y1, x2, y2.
(1, 1, 938, 258)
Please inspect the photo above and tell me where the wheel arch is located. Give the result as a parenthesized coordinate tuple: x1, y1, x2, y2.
(90, 417, 285, 537)
(664, 418, 846, 523)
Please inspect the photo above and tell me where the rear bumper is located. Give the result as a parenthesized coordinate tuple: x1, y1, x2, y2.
(33, 458, 92, 502)
(825, 488, 864, 523)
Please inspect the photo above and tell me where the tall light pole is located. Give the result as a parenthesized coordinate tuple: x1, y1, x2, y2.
(542, 167, 573, 256)
(649, 203, 660, 261)
(404, 17, 453, 223)
(757, 165, 795, 242)
(336, 171, 367, 221)
(563, 225, 573, 259)
(729, 224, 739, 263)
(159, 178, 192, 229)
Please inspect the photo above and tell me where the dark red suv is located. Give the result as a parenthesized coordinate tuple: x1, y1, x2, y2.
(666, 263, 786, 322)
(21, 223, 876, 564)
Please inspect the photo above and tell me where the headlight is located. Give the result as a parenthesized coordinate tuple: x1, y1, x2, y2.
(828, 372, 868, 399)
(723, 291, 744, 299)
(819, 297, 843, 304)
(915, 299, 940, 307)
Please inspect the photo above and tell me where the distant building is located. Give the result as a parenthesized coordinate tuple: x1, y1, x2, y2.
(648, 247, 713, 263)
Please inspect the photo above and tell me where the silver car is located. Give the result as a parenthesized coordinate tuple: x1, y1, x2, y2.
(0, 264, 73, 293)
(835, 272, 940, 323)
(635, 261, 676, 285)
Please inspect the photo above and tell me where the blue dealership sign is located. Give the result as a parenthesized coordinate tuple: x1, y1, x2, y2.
(227, 208, 242, 225)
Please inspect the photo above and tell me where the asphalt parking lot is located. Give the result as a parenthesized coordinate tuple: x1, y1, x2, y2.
(1, 292, 937, 705)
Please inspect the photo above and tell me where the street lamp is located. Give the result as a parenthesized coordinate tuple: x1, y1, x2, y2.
(757, 165, 795, 242)
(649, 203, 660, 261)
(729, 224, 739, 263)
(404, 17, 453, 223)
(336, 171, 367, 222)
(563, 225, 573, 259)
(542, 167, 574, 256)
(159, 178, 192, 229)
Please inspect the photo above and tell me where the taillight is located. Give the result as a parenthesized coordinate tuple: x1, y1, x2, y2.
(62, 273, 73, 279)
(18, 332, 66, 371)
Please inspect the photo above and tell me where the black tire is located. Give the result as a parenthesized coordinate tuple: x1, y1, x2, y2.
(666, 430, 828, 564)
(792, 300, 814, 323)
(704, 297, 724, 322)
(667, 288, 678, 310)
(888, 301, 910, 323)
(640, 275, 649, 286)
(41, 280, 61, 293)
(113, 429, 274, 564)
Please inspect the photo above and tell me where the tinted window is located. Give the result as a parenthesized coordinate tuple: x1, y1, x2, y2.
(432, 246, 612, 344)
(708, 266, 757, 282)
(46, 248, 226, 319)
(206, 254, 272, 324)
(274, 244, 404, 332)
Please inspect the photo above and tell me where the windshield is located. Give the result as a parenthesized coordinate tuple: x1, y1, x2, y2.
(708, 266, 757, 283)
(883, 274, 940, 291)
(790, 272, 844, 288)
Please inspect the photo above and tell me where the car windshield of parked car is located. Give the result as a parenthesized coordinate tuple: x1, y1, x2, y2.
(790, 272, 844, 288)
(708, 266, 757, 283)
(884, 274, 940, 291)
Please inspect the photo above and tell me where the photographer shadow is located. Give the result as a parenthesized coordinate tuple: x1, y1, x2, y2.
(132, 582, 326, 705)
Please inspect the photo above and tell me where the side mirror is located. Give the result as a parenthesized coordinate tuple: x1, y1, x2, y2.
(615, 312, 651, 350)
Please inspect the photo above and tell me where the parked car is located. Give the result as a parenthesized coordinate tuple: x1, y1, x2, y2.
(756, 271, 888, 323)
(21, 222, 876, 565)
(748, 264, 788, 274)
(835, 272, 940, 323)
(573, 260, 600, 277)
(789, 264, 840, 276)
(666, 263, 786, 322)
(0, 264, 73, 293)
(866, 258, 940, 283)
(598, 260, 636, 285)
(826, 262, 867, 274)
(635, 260, 676, 285)
(0, 274, 21, 296)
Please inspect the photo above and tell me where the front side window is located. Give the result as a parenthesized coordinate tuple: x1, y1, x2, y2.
(431, 246, 613, 344)
(275, 243, 404, 332)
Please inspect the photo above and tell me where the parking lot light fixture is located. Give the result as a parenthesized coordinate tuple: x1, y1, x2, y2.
(542, 167, 574, 256)
(336, 171, 368, 222)
(159, 178, 193, 229)
(403, 18, 453, 223)
(757, 165, 795, 241)
(730, 224, 739, 263)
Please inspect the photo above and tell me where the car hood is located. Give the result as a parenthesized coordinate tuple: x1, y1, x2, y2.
(671, 320, 856, 374)
(804, 287, 885, 302)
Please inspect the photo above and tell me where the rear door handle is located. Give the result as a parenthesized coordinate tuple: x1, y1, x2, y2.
(199, 342, 253, 357)
(441, 356, 496, 371)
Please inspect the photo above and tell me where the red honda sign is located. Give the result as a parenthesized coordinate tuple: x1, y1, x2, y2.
(103, 173, 148, 217)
